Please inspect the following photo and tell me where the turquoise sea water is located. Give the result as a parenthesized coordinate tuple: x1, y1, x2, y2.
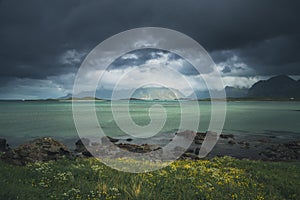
(0, 101, 299, 147)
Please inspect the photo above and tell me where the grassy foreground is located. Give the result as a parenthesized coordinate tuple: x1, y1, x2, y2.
(0, 156, 299, 200)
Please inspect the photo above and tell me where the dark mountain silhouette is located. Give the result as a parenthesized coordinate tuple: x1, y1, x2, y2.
(189, 75, 300, 99)
(247, 75, 300, 98)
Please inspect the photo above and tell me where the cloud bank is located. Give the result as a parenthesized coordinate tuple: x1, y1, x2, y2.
(0, 0, 299, 99)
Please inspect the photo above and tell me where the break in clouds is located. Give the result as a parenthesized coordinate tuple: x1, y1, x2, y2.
(0, 0, 299, 99)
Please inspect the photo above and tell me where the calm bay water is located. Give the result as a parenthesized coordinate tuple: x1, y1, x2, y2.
(0, 101, 299, 147)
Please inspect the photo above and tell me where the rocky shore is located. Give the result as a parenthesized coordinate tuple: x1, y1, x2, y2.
(0, 137, 72, 165)
(1, 131, 299, 166)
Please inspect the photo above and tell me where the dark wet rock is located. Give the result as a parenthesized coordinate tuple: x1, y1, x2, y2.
(194, 132, 206, 144)
(107, 136, 119, 143)
(185, 148, 194, 153)
(0, 138, 10, 152)
(228, 139, 236, 145)
(75, 138, 90, 152)
(260, 149, 278, 159)
(220, 134, 234, 139)
(238, 141, 250, 149)
(100, 136, 119, 144)
(257, 139, 269, 143)
(195, 147, 200, 155)
(194, 140, 202, 145)
(75, 138, 93, 157)
(1, 137, 71, 165)
(148, 145, 162, 151)
(175, 131, 219, 146)
(180, 152, 199, 160)
(126, 138, 133, 142)
(194, 132, 217, 144)
(259, 141, 300, 161)
(117, 143, 161, 153)
(81, 151, 93, 157)
(116, 143, 140, 152)
(284, 141, 300, 150)
(195, 132, 206, 140)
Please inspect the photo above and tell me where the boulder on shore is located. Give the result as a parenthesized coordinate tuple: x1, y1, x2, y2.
(220, 134, 234, 139)
(1, 137, 71, 165)
(75, 138, 90, 152)
(107, 136, 119, 143)
(75, 138, 93, 157)
(0, 138, 10, 152)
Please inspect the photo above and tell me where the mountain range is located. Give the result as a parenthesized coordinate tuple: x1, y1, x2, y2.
(61, 75, 300, 100)
(65, 87, 185, 100)
(191, 75, 300, 99)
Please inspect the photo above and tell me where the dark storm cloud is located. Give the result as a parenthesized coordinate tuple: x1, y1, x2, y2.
(0, 0, 300, 81)
(237, 35, 300, 75)
(211, 35, 300, 76)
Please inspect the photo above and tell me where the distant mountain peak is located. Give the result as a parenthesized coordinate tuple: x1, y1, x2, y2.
(268, 75, 295, 82)
(248, 75, 300, 98)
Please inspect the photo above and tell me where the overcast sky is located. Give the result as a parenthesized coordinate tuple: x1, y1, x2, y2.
(0, 0, 299, 99)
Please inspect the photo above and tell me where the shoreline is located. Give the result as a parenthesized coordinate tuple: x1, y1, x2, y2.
(1, 131, 299, 165)
(1, 97, 300, 102)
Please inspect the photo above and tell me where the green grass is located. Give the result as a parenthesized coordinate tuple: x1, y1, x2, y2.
(0, 156, 299, 200)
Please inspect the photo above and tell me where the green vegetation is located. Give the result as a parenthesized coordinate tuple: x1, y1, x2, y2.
(0, 156, 299, 200)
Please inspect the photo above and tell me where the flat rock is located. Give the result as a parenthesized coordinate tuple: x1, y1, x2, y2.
(107, 136, 119, 143)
